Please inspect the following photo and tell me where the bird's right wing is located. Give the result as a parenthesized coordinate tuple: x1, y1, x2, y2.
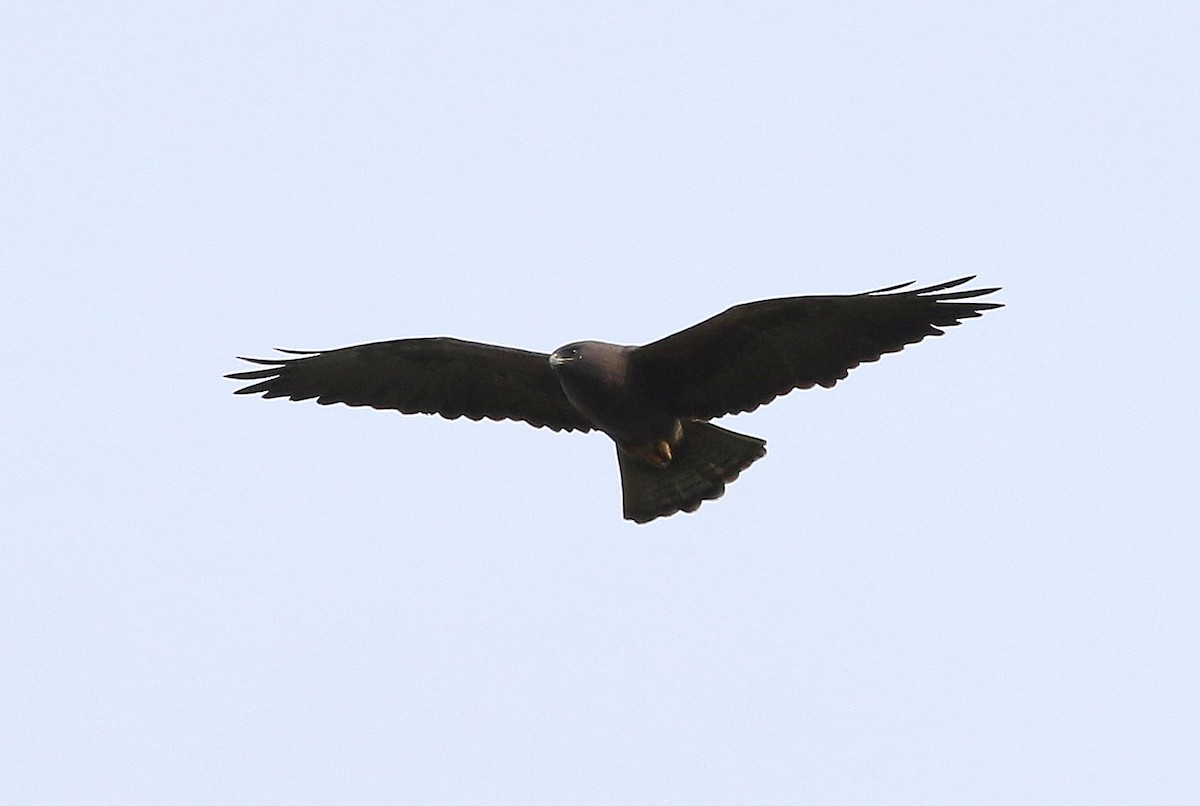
(226, 337, 594, 432)
(629, 277, 1002, 420)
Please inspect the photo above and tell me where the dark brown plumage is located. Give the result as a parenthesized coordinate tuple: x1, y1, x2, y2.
(227, 277, 1001, 523)
(229, 338, 592, 432)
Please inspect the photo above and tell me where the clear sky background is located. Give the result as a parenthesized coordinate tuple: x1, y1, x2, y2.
(3, 3, 1197, 804)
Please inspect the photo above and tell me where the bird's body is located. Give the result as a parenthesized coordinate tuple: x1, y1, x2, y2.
(228, 277, 1001, 523)
(549, 341, 673, 454)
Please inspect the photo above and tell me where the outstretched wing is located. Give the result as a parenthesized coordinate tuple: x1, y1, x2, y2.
(629, 277, 1002, 419)
(227, 337, 593, 432)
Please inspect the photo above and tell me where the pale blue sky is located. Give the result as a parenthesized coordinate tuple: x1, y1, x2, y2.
(3, 3, 1198, 803)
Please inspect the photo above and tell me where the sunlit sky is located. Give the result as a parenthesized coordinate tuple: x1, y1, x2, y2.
(4, 4, 1198, 803)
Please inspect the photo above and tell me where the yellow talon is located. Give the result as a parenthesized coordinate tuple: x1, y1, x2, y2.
(630, 439, 673, 468)
(628, 422, 683, 468)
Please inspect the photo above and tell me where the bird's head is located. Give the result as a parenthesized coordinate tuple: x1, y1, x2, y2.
(549, 341, 632, 385)
(549, 342, 586, 367)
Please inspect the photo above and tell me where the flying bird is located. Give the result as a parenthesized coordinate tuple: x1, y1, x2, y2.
(227, 277, 1001, 523)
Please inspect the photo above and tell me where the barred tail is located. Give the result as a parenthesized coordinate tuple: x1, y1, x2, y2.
(617, 421, 766, 524)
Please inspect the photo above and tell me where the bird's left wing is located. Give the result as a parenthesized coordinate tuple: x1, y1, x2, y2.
(227, 337, 593, 432)
(628, 277, 1002, 420)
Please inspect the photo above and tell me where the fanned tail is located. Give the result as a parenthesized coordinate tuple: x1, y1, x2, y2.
(617, 421, 766, 524)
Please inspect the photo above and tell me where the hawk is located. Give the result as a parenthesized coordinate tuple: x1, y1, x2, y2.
(227, 277, 1001, 523)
